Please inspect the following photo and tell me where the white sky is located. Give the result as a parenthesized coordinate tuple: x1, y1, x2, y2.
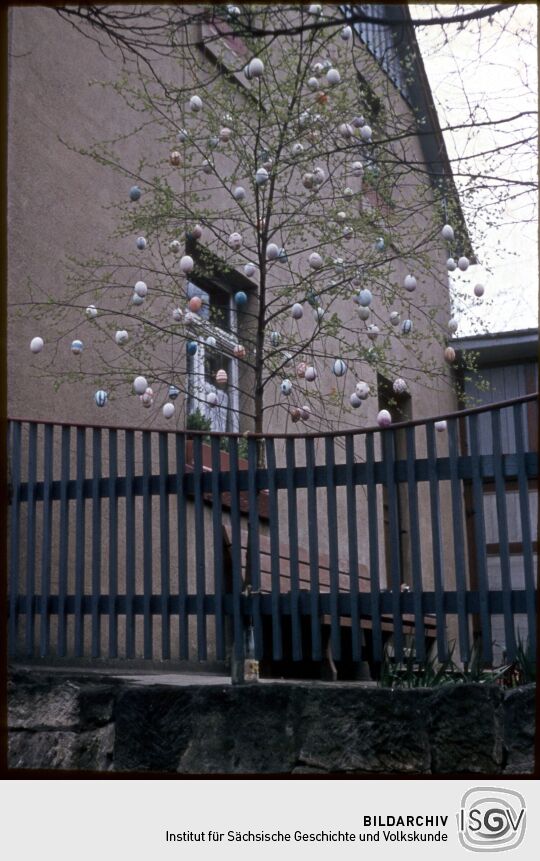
(414, 3, 538, 335)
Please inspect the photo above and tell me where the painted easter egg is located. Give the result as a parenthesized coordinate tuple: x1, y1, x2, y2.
(71, 339, 83, 355)
(94, 390, 108, 407)
(377, 409, 392, 428)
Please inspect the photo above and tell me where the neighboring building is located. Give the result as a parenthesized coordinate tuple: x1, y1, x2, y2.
(453, 329, 538, 664)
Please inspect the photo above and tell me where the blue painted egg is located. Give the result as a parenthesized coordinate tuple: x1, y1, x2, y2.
(136, 237, 147, 250)
(401, 319, 412, 334)
(129, 186, 141, 201)
(71, 339, 83, 355)
(95, 390, 108, 407)
(358, 289, 372, 307)
(187, 341, 198, 356)
(234, 291, 248, 306)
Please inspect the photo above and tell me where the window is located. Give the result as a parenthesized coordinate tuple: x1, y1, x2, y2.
(343, 4, 410, 101)
(186, 281, 241, 433)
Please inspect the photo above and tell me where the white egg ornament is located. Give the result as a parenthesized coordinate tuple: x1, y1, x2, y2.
(267, 243, 280, 260)
(355, 381, 370, 400)
(447, 257, 457, 272)
(441, 224, 454, 241)
(309, 252, 323, 270)
(255, 167, 269, 185)
(132, 293, 144, 306)
(133, 376, 148, 395)
(377, 409, 392, 428)
(94, 390, 108, 408)
(189, 95, 202, 112)
(86, 305, 98, 319)
(360, 125, 373, 142)
(189, 224, 203, 240)
(305, 366, 317, 382)
(115, 330, 129, 345)
(333, 359, 347, 377)
(206, 336, 217, 348)
(350, 393, 361, 408)
(326, 68, 341, 86)
(245, 57, 265, 79)
(180, 255, 194, 274)
(134, 280, 148, 297)
(30, 336, 44, 353)
(390, 311, 400, 326)
(233, 186, 246, 201)
(302, 172, 315, 189)
(308, 4, 322, 16)
(280, 379, 292, 396)
(448, 318, 458, 333)
(163, 403, 175, 419)
(341, 25, 352, 40)
(291, 303, 304, 319)
(172, 308, 183, 322)
(136, 237, 147, 250)
(339, 123, 354, 139)
(71, 339, 83, 355)
(403, 274, 417, 292)
(313, 306, 325, 321)
(307, 77, 319, 91)
(444, 347, 456, 364)
(313, 167, 326, 185)
(168, 385, 180, 400)
(357, 307, 370, 321)
(169, 240, 181, 254)
(367, 324, 380, 340)
(458, 256, 470, 271)
(474, 284, 485, 298)
(270, 332, 281, 347)
(206, 392, 218, 407)
(351, 161, 364, 177)
(244, 263, 256, 277)
(435, 420, 447, 433)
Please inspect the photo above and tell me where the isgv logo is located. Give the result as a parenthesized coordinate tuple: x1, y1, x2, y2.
(458, 787, 526, 852)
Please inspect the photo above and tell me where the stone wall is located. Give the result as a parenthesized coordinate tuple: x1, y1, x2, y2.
(8, 670, 535, 774)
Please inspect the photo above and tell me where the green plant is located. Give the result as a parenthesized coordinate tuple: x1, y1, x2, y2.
(378, 638, 460, 688)
(186, 408, 212, 433)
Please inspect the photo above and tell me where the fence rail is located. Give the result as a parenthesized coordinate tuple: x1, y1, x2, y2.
(7, 394, 538, 669)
